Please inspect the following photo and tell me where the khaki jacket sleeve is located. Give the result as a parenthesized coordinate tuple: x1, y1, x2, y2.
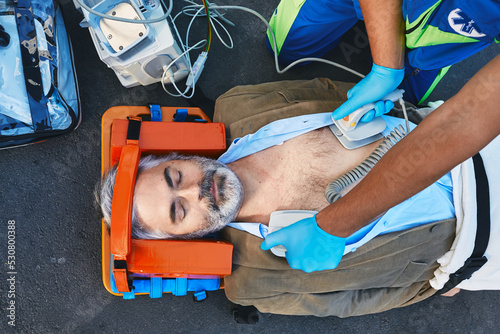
(221, 219, 456, 317)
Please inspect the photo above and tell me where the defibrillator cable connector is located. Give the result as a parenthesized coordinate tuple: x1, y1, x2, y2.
(186, 52, 208, 90)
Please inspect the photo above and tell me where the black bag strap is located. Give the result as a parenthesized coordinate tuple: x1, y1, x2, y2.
(14, 0, 52, 132)
(439, 153, 490, 294)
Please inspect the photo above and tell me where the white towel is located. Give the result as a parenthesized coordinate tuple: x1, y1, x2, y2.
(430, 135, 500, 290)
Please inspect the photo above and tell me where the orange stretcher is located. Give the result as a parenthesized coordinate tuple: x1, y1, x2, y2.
(101, 105, 233, 300)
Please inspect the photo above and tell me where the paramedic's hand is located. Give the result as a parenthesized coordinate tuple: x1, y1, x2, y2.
(261, 215, 346, 273)
(332, 63, 404, 122)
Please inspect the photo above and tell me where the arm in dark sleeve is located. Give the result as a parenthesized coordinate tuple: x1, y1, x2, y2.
(317, 55, 500, 238)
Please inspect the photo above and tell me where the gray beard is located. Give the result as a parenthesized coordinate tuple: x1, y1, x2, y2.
(174, 156, 243, 239)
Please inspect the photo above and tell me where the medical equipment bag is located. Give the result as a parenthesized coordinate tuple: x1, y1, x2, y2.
(0, 0, 81, 149)
(101, 105, 233, 300)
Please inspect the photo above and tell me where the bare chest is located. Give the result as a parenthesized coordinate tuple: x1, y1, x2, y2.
(233, 128, 355, 223)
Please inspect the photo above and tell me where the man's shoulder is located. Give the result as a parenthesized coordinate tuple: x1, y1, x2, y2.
(219, 113, 333, 163)
(214, 78, 354, 144)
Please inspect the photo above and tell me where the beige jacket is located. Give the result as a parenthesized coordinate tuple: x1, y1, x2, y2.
(214, 78, 456, 317)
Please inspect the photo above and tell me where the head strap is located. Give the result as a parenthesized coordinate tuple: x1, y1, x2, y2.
(110, 117, 142, 292)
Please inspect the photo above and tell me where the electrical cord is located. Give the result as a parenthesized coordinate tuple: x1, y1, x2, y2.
(76, 0, 365, 97)
(163, 1, 367, 98)
(161, 0, 232, 98)
(175, 0, 234, 49)
(201, 0, 212, 52)
(175, 1, 366, 78)
(77, 0, 378, 102)
(206, 4, 366, 79)
(325, 98, 410, 203)
(177, 0, 235, 27)
(162, 0, 366, 98)
(161, 5, 210, 98)
(161, 39, 206, 98)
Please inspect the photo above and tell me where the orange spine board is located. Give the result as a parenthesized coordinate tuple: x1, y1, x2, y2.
(127, 239, 233, 277)
(100, 106, 231, 295)
(110, 120, 226, 165)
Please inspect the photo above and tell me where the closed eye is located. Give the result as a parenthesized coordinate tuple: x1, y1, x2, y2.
(170, 201, 176, 223)
(179, 200, 186, 221)
(170, 199, 186, 223)
(164, 167, 174, 189)
(165, 168, 186, 223)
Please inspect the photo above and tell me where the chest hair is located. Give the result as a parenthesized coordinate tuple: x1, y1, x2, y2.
(234, 128, 358, 223)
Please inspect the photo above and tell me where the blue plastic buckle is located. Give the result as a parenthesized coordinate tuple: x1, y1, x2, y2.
(173, 108, 188, 122)
(174, 277, 188, 296)
(149, 104, 162, 122)
(122, 291, 135, 300)
(193, 290, 207, 302)
(149, 277, 163, 298)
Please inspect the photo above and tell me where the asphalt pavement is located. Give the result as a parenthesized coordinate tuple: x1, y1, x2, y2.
(1, 0, 499, 333)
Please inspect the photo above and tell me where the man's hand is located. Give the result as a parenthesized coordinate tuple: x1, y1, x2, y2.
(261, 215, 346, 273)
(332, 63, 404, 121)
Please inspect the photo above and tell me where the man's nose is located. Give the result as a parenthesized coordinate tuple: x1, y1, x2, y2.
(177, 182, 201, 201)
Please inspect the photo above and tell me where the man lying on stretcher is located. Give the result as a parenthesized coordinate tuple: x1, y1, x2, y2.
(97, 79, 499, 317)
(99, 115, 453, 242)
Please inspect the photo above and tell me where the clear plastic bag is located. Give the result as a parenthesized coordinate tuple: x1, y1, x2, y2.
(0, 0, 80, 148)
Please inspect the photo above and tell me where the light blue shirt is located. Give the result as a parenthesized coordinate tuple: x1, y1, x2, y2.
(219, 113, 455, 254)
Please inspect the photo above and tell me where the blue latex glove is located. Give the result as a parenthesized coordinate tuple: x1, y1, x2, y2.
(261, 215, 347, 273)
(359, 100, 395, 123)
(332, 63, 404, 122)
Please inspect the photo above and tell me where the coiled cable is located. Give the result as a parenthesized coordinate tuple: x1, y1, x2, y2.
(325, 99, 409, 204)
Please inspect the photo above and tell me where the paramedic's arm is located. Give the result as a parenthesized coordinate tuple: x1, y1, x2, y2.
(359, 0, 404, 69)
(318, 54, 500, 237)
(333, 0, 405, 120)
(262, 0, 407, 272)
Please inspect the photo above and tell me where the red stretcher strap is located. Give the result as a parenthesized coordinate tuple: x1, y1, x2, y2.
(113, 268, 130, 293)
(110, 119, 141, 292)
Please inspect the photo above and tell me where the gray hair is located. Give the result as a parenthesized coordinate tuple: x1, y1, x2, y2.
(98, 153, 184, 239)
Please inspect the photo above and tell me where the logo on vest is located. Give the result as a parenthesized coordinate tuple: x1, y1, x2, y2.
(448, 9, 486, 38)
